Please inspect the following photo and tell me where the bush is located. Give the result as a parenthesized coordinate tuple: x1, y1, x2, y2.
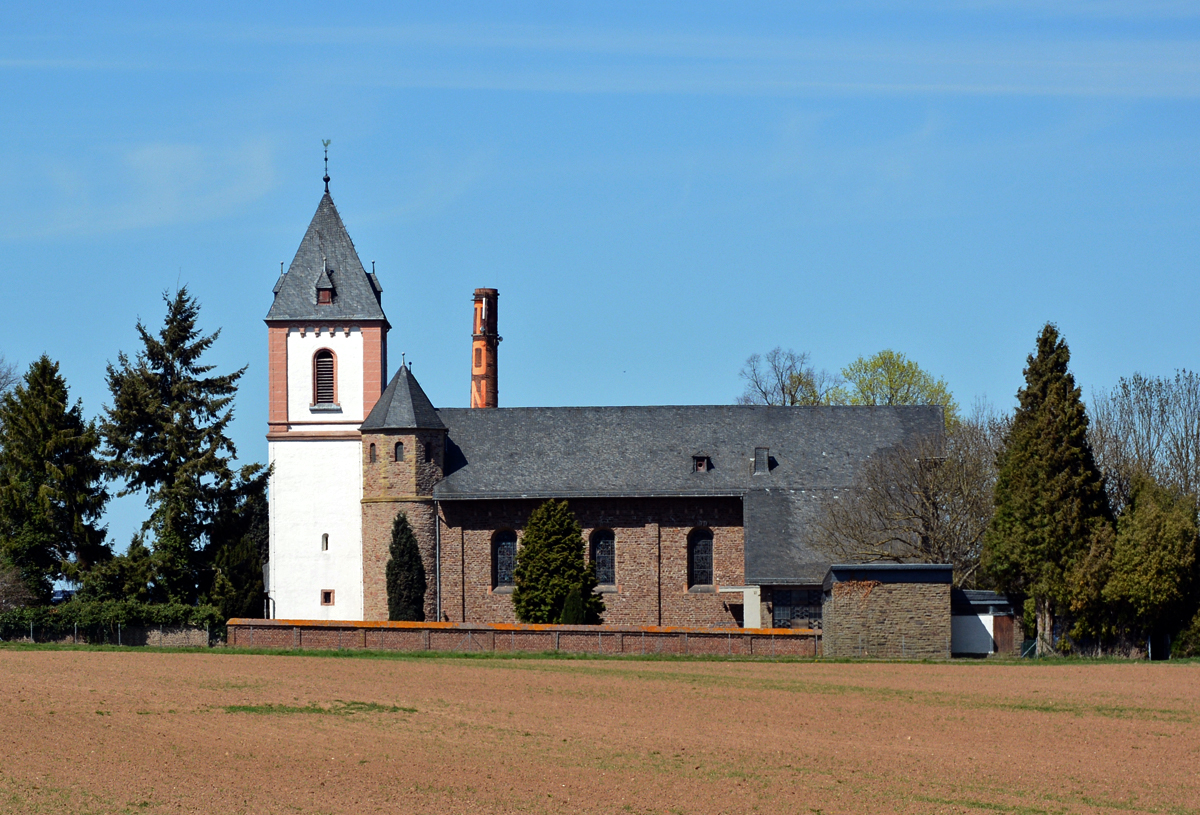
(0, 599, 222, 643)
(512, 499, 604, 624)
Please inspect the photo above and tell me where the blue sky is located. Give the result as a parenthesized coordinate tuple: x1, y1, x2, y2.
(3, 2, 1199, 549)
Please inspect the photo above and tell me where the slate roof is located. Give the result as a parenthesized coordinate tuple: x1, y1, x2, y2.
(266, 192, 388, 324)
(429, 404, 943, 585)
(362, 365, 445, 430)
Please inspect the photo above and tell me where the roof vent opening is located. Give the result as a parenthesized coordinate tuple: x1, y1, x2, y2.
(753, 447, 770, 475)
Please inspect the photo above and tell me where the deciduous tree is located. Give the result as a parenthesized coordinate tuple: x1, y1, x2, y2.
(815, 404, 1004, 587)
(513, 499, 604, 624)
(737, 347, 842, 406)
(841, 350, 958, 427)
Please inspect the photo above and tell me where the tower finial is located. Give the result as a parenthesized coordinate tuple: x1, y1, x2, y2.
(322, 139, 331, 193)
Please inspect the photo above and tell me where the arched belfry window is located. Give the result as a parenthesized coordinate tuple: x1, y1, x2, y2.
(313, 350, 335, 405)
(394, 441, 405, 462)
(688, 528, 714, 588)
(493, 530, 517, 588)
(591, 530, 616, 586)
(368, 443, 377, 463)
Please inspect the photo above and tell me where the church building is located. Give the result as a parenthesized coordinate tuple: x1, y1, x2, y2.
(265, 181, 942, 629)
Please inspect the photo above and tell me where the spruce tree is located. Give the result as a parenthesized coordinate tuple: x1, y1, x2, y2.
(983, 324, 1112, 654)
(0, 356, 109, 601)
(386, 512, 426, 621)
(101, 288, 266, 603)
(512, 499, 604, 624)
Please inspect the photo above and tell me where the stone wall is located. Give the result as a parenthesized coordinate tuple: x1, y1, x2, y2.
(437, 496, 745, 627)
(823, 581, 950, 659)
(228, 618, 818, 657)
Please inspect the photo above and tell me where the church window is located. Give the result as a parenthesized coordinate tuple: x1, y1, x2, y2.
(313, 350, 336, 405)
(321, 590, 335, 606)
(688, 528, 714, 587)
(369, 443, 377, 463)
(321, 533, 329, 552)
(493, 530, 517, 588)
(591, 530, 616, 586)
(423, 440, 435, 463)
(394, 441, 405, 462)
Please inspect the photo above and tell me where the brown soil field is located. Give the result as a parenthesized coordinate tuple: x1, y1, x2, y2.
(1, 649, 1197, 815)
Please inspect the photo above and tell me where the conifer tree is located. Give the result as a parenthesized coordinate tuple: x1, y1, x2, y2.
(386, 511, 426, 621)
(101, 288, 267, 603)
(0, 356, 109, 601)
(983, 324, 1112, 654)
(512, 499, 604, 624)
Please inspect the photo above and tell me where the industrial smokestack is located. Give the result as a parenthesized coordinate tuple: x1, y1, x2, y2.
(470, 288, 500, 408)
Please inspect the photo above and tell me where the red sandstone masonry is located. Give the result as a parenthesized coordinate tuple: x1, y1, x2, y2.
(227, 619, 819, 657)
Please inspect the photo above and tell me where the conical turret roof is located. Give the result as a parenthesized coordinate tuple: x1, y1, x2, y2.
(362, 364, 445, 431)
(266, 192, 388, 324)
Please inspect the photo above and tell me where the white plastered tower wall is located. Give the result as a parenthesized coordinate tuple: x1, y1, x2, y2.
(264, 186, 390, 621)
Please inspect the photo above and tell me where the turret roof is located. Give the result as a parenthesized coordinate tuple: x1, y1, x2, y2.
(266, 192, 388, 324)
(361, 364, 445, 431)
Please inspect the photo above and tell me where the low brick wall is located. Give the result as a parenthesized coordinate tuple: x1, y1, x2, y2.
(823, 582, 950, 659)
(226, 619, 819, 658)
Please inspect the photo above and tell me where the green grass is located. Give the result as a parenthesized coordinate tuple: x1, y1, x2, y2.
(222, 700, 416, 716)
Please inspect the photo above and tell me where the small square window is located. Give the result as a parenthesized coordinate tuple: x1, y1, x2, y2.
(693, 456, 710, 472)
(320, 590, 335, 606)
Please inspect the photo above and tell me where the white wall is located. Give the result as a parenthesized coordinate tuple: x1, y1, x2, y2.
(286, 326, 365, 422)
(268, 439, 363, 621)
(951, 614, 995, 655)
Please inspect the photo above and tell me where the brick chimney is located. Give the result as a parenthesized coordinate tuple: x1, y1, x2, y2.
(470, 288, 500, 408)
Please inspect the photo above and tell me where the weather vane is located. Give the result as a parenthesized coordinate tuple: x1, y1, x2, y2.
(322, 139, 331, 193)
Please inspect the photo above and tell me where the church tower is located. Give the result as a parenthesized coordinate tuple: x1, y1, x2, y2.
(265, 176, 389, 620)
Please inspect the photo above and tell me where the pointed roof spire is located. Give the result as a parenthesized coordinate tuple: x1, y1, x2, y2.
(322, 139, 331, 194)
(362, 364, 445, 431)
(266, 188, 388, 323)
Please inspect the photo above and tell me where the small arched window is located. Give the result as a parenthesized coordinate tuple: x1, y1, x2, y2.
(368, 443, 377, 463)
(687, 528, 713, 587)
(394, 441, 405, 462)
(313, 350, 335, 405)
(321, 533, 329, 552)
(591, 530, 616, 586)
(493, 530, 517, 588)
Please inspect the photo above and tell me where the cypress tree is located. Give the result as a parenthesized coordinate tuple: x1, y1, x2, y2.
(386, 512, 426, 621)
(0, 356, 109, 601)
(101, 288, 266, 603)
(983, 324, 1112, 654)
(512, 499, 604, 624)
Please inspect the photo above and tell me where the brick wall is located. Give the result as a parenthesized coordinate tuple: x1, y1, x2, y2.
(823, 582, 950, 659)
(437, 496, 745, 627)
(228, 619, 818, 657)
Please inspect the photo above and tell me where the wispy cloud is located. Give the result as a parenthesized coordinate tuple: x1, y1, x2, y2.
(3, 139, 277, 241)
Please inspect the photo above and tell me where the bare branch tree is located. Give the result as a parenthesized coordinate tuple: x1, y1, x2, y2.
(0, 353, 17, 394)
(737, 347, 842, 406)
(0, 562, 34, 611)
(814, 402, 1005, 587)
(1091, 370, 1200, 512)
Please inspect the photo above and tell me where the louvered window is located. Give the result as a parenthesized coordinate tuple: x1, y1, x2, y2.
(314, 350, 335, 404)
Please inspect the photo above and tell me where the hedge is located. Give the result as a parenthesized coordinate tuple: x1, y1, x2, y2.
(0, 599, 223, 644)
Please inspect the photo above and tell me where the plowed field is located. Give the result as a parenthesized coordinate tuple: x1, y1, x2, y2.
(1, 649, 1197, 814)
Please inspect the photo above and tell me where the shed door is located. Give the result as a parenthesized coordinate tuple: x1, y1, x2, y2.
(992, 614, 1014, 655)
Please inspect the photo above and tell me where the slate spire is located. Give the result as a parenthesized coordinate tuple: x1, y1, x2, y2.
(362, 364, 445, 431)
(265, 188, 388, 324)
